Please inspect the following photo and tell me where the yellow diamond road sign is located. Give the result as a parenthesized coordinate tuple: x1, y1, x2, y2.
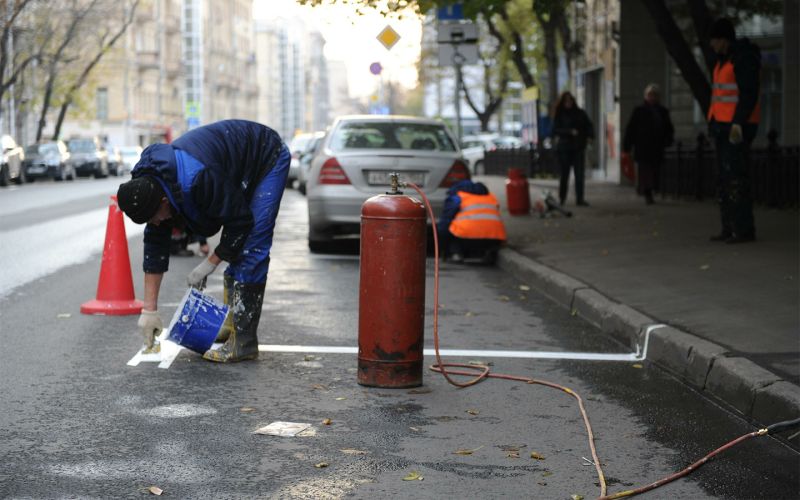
(377, 25, 401, 51)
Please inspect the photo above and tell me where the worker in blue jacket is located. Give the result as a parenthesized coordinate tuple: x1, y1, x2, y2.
(437, 179, 506, 264)
(116, 120, 290, 363)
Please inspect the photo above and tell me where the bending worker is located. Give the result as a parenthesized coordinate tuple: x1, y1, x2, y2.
(437, 179, 507, 264)
(116, 119, 290, 362)
(707, 17, 760, 244)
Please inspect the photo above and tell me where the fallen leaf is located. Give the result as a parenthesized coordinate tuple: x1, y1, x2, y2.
(466, 409, 479, 416)
(315, 462, 329, 468)
(498, 295, 511, 302)
(402, 471, 424, 481)
(57, 313, 71, 318)
(311, 384, 328, 391)
(335, 397, 347, 401)
(542, 471, 553, 477)
(571, 495, 584, 500)
(465, 311, 474, 317)
(409, 426, 421, 432)
(453, 445, 483, 455)
(700, 264, 710, 270)
(304, 355, 317, 361)
(148, 486, 163, 496)
(519, 285, 531, 291)
(507, 451, 520, 458)
(340, 449, 368, 455)
(322, 418, 332, 425)
(632, 363, 643, 369)
(530, 452, 545, 460)
(407, 388, 432, 394)
(240, 407, 255, 413)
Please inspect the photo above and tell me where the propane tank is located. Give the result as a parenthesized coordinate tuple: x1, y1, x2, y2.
(358, 173, 427, 388)
(505, 168, 531, 215)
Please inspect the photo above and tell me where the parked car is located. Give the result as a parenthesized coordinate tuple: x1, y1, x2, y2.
(0, 134, 25, 186)
(288, 132, 318, 187)
(297, 131, 325, 195)
(67, 137, 108, 178)
(460, 134, 524, 174)
(305, 115, 469, 252)
(117, 146, 143, 175)
(22, 141, 74, 181)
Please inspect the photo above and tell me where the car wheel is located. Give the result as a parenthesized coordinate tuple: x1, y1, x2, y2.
(298, 182, 306, 195)
(475, 160, 484, 175)
(0, 164, 8, 187)
(54, 166, 64, 181)
(67, 167, 75, 181)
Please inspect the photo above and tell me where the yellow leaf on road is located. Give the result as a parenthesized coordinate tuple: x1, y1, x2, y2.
(322, 418, 332, 425)
(519, 285, 531, 291)
(571, 495, 584, 500)
(403, 471, 424, 481)
(315, 462, 329, 468)
(148, 486, 163, 496)
(530, 452, 545, 460)
(632, 363, 643, 369)
(453, 445, 483, 455)
(340, 449, 368, 455)
(466, 409, 479, 415)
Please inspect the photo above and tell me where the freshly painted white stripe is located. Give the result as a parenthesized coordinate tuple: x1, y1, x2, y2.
(128, 324, 667, 368)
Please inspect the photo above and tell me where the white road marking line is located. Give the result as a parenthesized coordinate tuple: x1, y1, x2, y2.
(128, 324, 667, 368)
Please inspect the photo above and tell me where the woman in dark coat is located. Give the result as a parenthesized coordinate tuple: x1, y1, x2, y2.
(552, 91, 594, 206)
(623, 84, 675, 204)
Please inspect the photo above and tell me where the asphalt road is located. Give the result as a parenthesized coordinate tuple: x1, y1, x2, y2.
(0, 178, 798, 499)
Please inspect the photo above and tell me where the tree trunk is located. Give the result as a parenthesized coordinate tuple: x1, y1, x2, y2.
(641, 0, 711, 114)
(36, 65, 57, 142)
(493, 7, 536, 88)
(687, 0, 716, 76)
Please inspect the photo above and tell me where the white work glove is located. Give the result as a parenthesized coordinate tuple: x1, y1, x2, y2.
(138, 309, 163, 351)
(729, 123, 743, 144)
(187, 258, 218, 290)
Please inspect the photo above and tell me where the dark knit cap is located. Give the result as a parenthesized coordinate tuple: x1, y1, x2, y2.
(117, 176, 164, 224)
(709, 18, 736, 41)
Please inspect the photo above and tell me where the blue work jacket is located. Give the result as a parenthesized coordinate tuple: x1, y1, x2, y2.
(131, 120, 284, 273)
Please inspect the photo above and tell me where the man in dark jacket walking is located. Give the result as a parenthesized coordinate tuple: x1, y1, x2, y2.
(707, 17, 760, 244)
(116, 120, 290, 362)
(552, 91, 594, 206)
(623, 84, 675, 204)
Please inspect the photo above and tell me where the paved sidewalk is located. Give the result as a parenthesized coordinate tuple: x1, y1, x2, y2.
(478, 175, 799, 427)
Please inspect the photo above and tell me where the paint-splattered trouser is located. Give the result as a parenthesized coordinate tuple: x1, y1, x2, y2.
(712, 122, 756, 238)
(225, 146, 291, 284)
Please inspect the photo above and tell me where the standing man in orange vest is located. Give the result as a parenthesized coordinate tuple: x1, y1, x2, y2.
(437, 179, 507, 265)
(707, 18, 761, 244)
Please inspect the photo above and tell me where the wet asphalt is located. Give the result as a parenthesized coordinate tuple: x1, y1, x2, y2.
(0, 181, 798, 499)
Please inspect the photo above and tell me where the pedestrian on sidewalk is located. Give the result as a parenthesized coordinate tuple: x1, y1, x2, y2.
(116, 119, 291, 362)
(707, 17, 760, 244)
(552, 91, 594, 207)
(437, 179, 506, 265)
(622, 84, 674, 205)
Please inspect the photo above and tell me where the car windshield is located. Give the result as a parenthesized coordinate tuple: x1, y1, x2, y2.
(119, 147, 140, 156)
(330, 122, 456, 152)
(289, 135, 312, 152)
(68, 140, 95, 153)
(25, 144, 59, 155)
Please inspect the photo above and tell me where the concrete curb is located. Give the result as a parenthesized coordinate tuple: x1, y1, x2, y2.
(497, 247, 800, 432)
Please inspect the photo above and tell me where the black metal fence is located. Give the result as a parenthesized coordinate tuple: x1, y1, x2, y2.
(660, 133, 799, 208)
(483, 133, 799, 208)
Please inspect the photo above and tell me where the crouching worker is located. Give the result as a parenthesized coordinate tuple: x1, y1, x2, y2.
(437, 179, 507, 264)
(116, 119, 290, 362)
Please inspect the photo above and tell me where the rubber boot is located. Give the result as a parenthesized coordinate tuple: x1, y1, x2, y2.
(214, 275, 235, 343)
(203, 281, 266, 363)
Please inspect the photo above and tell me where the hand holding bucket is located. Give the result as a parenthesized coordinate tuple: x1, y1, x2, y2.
(187, 258, 218, 290)
(167, 288, 229, 354)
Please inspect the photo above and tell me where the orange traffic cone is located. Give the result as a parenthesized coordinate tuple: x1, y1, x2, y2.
(81, 196, 143, 315)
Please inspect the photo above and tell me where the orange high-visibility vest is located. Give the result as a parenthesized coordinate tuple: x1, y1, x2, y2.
(707, 60, 760, 124)
(449, 192, 507, 241)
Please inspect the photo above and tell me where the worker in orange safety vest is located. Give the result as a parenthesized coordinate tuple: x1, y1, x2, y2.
(437, 179, 507, 264)
(707, 17, 761, 244)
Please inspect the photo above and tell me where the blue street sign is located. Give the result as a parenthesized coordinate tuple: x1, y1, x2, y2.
(187, 117, 200, 129)
(437, 3, 463, 21)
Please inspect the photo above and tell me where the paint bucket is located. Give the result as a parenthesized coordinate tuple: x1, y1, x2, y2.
(167, 288, 229, 354)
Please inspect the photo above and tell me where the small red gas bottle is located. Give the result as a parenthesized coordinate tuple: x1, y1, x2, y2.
(358, 179, 427, 388)
(505, 168, 531, 215)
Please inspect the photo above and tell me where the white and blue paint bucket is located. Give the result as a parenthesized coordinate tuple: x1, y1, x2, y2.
(167, 288, 229, 354)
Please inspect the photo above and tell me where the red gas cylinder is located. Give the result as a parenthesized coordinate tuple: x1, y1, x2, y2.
(505, 168, 531, 215)
(358, 192, 427, 388)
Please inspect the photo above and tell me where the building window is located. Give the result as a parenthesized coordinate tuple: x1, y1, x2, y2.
(96, 87, 108, 121)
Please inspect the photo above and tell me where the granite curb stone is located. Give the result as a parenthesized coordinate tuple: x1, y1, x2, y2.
(497, 247, 800, 426)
